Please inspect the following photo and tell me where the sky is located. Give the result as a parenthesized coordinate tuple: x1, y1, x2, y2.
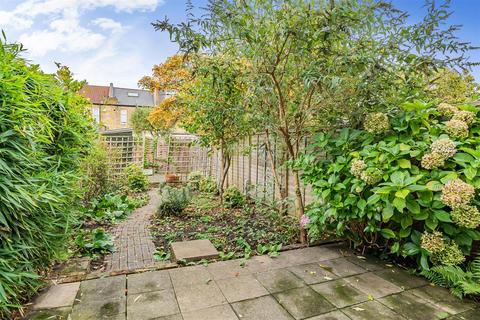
(0, 0, 479, 88)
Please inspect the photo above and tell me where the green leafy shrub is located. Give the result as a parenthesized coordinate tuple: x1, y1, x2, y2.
(124, 163, 149, 192)
(223, 186, 246, 208)
(85, 193, 136, 222)
(76, 228, 114, 256)
(187, 171, 203, 191)
(0, 39, 95, 317)
(157, 186, 191, 216)
(296, 101, 480, 275)
(80, 140, 115, 202)
(199, 176, 218, 194)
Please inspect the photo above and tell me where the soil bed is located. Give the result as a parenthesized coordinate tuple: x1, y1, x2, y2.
(150, 192, 301, 260)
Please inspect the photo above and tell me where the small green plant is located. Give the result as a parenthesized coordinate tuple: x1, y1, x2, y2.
(422, 255, 480, 298)
(85, 193, 136, 222)
(256, 243, 282, 257)
(76, 228, 114, 256)
(223, 186, 246, 208)
(199, 176, 218, 194)
(124, 163, 149, 192)
(219, 251, 236, 261)
(153, 249, 171, 262)
(187, 171, 204, 191)
(157, 186, 191, 216)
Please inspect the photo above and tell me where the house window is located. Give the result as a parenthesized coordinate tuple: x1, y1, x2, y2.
(127, 92, 139, 97)
(120, 109, 128, 124)
(92, 106, 100, 123)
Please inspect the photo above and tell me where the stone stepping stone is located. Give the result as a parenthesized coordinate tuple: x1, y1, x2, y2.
(170, 239, 219, 262)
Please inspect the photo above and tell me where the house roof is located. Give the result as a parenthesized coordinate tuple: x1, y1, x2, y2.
(80, 83, 155, 107)
(112, 86, 154, 107)
(79, 85, 109, 104)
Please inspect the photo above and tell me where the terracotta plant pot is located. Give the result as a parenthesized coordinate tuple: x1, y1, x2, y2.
(165, 173, 179, 184)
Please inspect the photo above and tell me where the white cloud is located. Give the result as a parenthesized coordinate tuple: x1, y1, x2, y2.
(93, 18, 123, 33)
(1, 0, 172, 87)
(0, 12, 32, 30)
(0, 0, 164, 56)
(19, 27, 105, 56)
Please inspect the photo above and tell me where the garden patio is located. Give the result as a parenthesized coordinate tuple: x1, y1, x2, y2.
(26, 244, 478, 320)
(2, 1, 480, 319)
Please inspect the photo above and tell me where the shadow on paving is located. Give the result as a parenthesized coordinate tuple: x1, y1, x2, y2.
(25, 243, 478, 320)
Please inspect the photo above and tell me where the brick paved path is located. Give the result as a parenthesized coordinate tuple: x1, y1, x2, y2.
(27, 244, 478, 320)
(104, 189, 160, 272)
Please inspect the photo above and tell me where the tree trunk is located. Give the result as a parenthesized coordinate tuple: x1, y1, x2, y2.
(283, 134, 307, 244)
(265, 130, 286, 205)
(293, 169, 307, 244)
(219, 142, 231, 203)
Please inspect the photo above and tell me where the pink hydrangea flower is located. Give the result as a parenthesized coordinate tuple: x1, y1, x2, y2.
(300, 214, 310, 227)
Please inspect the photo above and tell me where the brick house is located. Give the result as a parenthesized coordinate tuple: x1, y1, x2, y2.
(80, 83, 166, 132)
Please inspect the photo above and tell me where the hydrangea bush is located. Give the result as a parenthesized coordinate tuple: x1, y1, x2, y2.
(296, 101, 480, 271)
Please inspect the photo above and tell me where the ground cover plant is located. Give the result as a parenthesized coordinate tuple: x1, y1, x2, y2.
(0, 38, 96, 317)
(151, 186, 299, 262)
(296, 100, 480, 297)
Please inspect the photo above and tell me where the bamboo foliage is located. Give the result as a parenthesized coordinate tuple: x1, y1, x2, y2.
(0, 38, 95, 317)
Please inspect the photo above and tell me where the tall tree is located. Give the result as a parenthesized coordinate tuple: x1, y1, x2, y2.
(181, 56, 253, 199)
(153, 0, 475, 243)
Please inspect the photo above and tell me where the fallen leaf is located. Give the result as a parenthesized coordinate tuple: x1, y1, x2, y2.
(318, 263, 333, 272)
(368, 294, 374, 301)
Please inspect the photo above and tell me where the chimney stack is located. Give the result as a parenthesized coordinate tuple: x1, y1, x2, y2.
(153, 88, 160, 106)
(108, 83, 114, 98)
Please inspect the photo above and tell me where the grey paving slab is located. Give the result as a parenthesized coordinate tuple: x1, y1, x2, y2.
(342, 301, 405, 320)
(255, 269, 306, 293)
(448, 308, 480, 320)
(231, 295, 294, 320)
(274, 286, 335, 319)
(379, 291, 450, 320)
(152, 315, 183, 320)
(304, 244, 350, 261)
(32, 282, 80, 310)
(344, 272, 403, 298)
(171, 239, 219, 262)
(25, 307, 72, 320)
(127, 270, 172, 294)
(216, 274, 269, 302)
(77, 275, 126, 303)
(127, 289, 179, 320)
(272, 246, 344, 269)
(346, 255, 385, 271)
(58, 257, 90, 277)
(320, 258, 366, 277)
(71, 296, 126, 320)
(409, 285, 476, 315)
(28, 246, 478, 320)
(182, 304, 239, 320)
(175, 281, 227, 313)
(287, 263, 338, 285)
(311, 279, 368, 308)
(306, 310, 351, 320)
(206, 259, 252, 280)
(374, 268, 428, 290)
(169, 265, 211, 287)
(242, 255, 278, 273)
